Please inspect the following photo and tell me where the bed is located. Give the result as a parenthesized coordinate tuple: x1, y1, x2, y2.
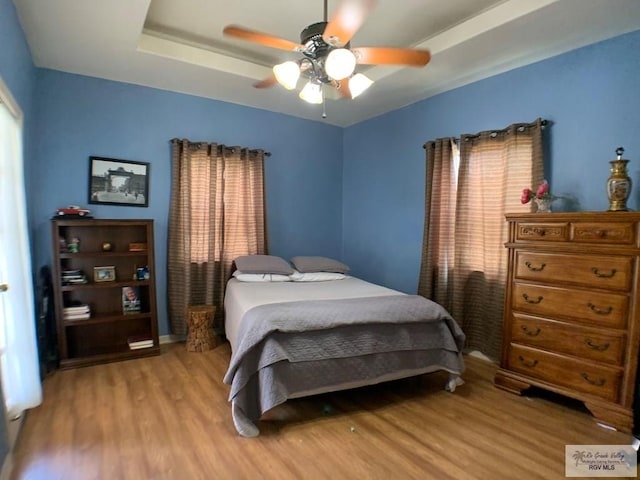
(223, 256, 466, 437)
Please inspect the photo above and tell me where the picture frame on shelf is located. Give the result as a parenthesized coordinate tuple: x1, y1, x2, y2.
(93, 265, 116, 282)
(88, 156, 150, 207)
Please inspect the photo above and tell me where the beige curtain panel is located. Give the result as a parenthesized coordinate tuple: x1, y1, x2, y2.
(420, 119, 544, 360)
(168, 139, 266, 335)
(418, 137, 457, 312)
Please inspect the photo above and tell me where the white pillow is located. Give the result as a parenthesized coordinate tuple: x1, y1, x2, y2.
(232, 271, 291, 282)
(289, 270, 346, 282)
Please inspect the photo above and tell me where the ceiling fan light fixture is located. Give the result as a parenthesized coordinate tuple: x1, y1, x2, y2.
(299, 81, 324, 104)
(325, 48, 356, 80)
(349, 73, 374, 98)
(273, 61, 301, 90)
(223, 0, 431, 114)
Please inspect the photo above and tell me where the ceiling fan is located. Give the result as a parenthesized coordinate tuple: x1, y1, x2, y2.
(223, 0, 431, 105)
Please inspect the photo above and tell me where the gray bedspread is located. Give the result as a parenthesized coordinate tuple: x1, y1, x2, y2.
(223, 295, 465, 437)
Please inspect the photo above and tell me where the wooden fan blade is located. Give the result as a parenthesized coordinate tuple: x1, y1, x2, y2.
(322, 0, 376, 47)
(253, 75, 278, 89)
(352, 47, 431, 66)
(223, 25, 304, 52)
(332, 78, 352, 99)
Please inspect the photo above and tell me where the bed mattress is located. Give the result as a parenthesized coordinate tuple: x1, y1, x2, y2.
(224, 276, 403, 351)
(223, 276, 465, 437)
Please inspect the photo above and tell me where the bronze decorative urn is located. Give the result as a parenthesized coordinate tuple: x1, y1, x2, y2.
(607, 147, 632, 211)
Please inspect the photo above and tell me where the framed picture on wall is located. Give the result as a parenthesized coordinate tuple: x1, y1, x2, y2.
(88, 156, 150, 207)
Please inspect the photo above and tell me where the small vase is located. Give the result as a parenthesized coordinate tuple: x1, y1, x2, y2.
(534, 198, 552, 213)
(607, 147, 632, 212)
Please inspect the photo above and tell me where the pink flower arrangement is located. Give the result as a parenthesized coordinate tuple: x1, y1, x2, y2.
(521, 180, 554, 204)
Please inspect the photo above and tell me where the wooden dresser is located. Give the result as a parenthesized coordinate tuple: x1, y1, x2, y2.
(495, 212, 640, 432)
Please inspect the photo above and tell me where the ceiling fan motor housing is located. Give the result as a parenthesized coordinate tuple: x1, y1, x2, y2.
(301, 22, 331, 57)
(300, 21, 352, 84)
(299, 22, 328, 83)
(300, 22, 351, 55)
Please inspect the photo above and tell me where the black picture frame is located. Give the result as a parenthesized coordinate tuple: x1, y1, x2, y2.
(88, 156, 149, 207)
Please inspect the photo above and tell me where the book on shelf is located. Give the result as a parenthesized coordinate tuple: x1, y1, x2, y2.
(63, 303, 91, 321)
(127, 335, 154, 349)
(129, 342, 154, 350)
(61, 269, 82, 275)
(122, 286, 141, 314)
(61, 269, 88, 285)
(63, 312, 91, 321)
(63, 304, 90, 313)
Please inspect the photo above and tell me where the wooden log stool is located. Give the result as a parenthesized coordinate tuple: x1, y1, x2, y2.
(185, 305, 217, 352)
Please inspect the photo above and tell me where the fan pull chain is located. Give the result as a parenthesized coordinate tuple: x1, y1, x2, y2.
(322, 85, 327, 119)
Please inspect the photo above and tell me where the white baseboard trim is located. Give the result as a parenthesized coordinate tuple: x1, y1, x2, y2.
(466, 350, 496, 363)
(159, 334, 184, 345)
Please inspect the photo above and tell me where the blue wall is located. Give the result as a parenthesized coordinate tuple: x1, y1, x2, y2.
(0, 0, 35, 117)
(3, 0, 640, 335)
(0, 0, 37, 223)
(343, 29, 640, 294)
(29, 71, 343, 335)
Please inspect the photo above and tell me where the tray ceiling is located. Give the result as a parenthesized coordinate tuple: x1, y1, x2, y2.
(13, 0, 640, 126)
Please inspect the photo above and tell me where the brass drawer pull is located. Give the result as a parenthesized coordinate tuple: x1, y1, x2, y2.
(580, 373, 606, 387)
(521, 325, 541, 336)
(584, 338, 610, 351)
(589, 229, 607, 238)
(591, 267, 617, 278)
(522, 293, 543, 304)
(517, 355, 538, 368)
(587, 303, 613, 315)
(525, 261, 546, 272)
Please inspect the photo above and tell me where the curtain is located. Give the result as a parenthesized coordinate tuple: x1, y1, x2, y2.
(417, 138, 457, 312)
(420, 119, 544, 361)
(167, 139, 266, 335)
(0, 97, 42, 419)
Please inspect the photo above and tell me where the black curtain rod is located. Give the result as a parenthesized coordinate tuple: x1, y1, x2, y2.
(422, 119, 548, 149)
(171, 138, 271, 157)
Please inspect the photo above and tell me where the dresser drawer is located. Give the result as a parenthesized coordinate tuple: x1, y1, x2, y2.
(511, 314, 625, 365)
(512, 282, 628, 329)
(514, 251, 633, 291)
(570, 222, 635, 245)
(515, 222, 568, 242)
(507, 344, 621, 402)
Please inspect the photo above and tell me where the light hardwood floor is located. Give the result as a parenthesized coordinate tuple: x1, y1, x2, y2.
(11, 342, 638, 479)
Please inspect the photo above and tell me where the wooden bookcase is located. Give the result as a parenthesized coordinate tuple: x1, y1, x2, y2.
(51, 218, 160, 368)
